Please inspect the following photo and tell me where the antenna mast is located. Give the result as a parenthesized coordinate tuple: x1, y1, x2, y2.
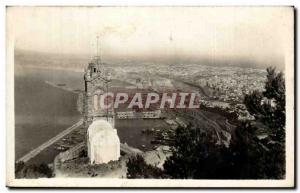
(96, 36, 101, 65)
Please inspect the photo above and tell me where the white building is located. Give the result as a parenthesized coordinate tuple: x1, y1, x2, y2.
(87, 120, 120, 164)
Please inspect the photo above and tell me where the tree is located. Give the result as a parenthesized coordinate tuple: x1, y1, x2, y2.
(15, 162, 53, 179)
(229, 121, 267, 179)
(245, 67, 285, 142)
(38, 163, 53, 178)
(15, 161, 25, 174)
(243, 67, 286, 178)
(126, 155, 163, 179)
(163, 125, 235, 179)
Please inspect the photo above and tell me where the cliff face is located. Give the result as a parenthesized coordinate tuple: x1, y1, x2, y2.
(143, 146, 172, 169)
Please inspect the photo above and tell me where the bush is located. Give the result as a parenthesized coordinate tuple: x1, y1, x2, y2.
(15, 162, 53, 178)
(126, 155, 163, 179)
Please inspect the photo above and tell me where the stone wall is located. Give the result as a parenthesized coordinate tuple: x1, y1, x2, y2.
(54, 142, 86, 171)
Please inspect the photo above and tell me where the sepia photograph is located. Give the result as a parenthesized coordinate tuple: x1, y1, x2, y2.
(6, 6, 294, 187)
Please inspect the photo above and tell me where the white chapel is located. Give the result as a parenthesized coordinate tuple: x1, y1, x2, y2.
(87, 120, 120, 164)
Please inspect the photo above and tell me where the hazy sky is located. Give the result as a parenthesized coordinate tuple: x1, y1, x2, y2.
(7, 7, 293, 69)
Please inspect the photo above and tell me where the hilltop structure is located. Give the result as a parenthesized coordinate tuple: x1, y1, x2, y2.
(83, 37, 120, 164)
(83, 40, 114, 127)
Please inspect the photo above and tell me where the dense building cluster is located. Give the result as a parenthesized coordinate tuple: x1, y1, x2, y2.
(105, 63, 265, 121)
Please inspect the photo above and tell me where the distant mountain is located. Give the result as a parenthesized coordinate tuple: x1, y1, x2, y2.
(15, 49, 90, 71)
(14, 49, 284, 71)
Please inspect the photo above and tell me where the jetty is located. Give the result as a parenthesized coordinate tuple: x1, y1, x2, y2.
(17, 119, 83, 163)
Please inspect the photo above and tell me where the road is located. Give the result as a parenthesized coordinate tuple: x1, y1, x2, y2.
(17, 119, 83, 163)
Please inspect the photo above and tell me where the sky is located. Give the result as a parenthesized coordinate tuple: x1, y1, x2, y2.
(7, 6, 293, 69)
